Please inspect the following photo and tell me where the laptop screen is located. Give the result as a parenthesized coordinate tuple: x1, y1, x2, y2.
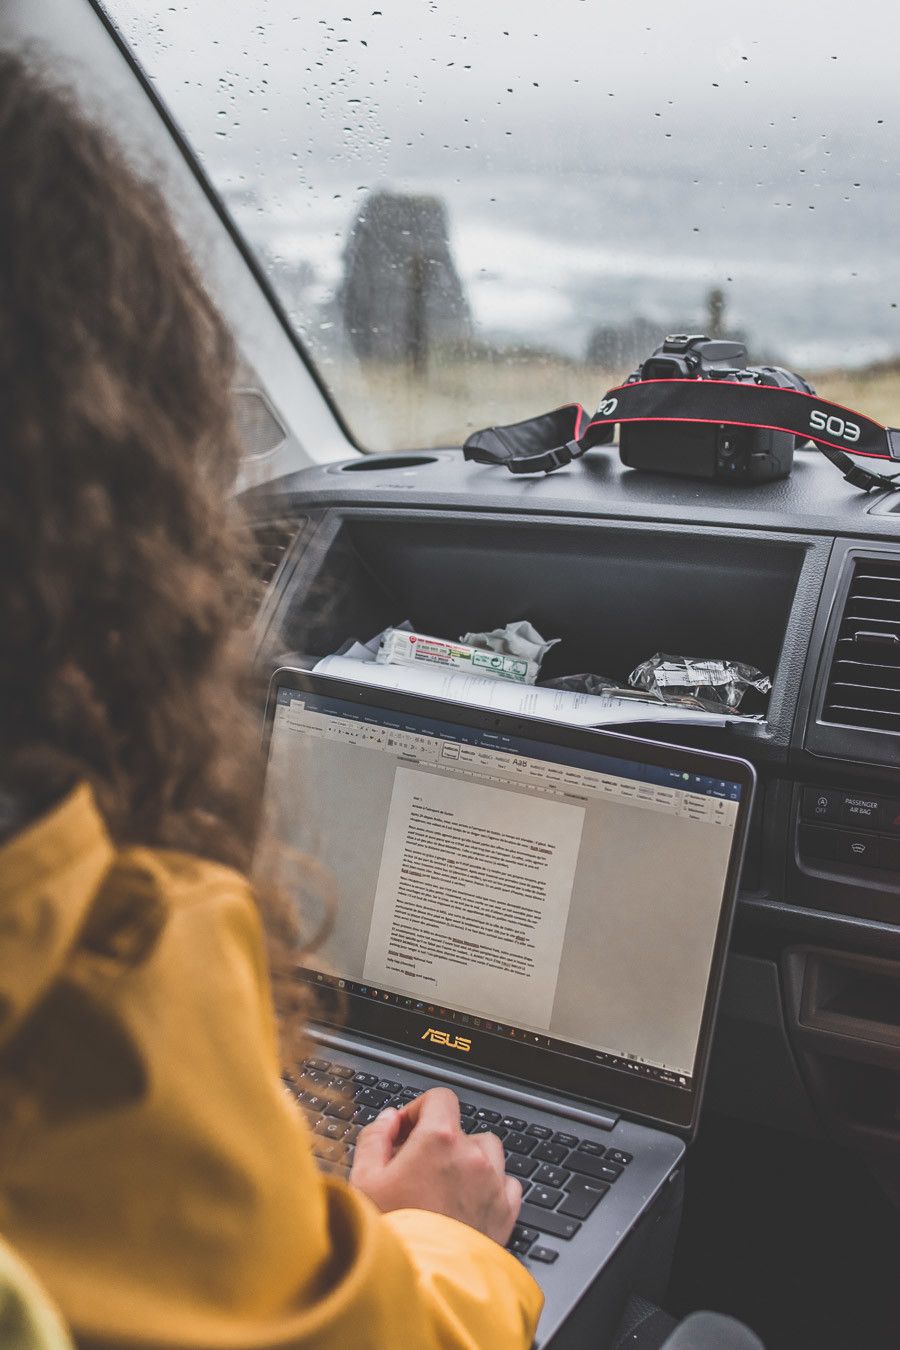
(263, 673, 752, 1133)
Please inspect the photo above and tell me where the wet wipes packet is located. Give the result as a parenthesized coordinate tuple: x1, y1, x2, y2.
(376, 628, 535, 683)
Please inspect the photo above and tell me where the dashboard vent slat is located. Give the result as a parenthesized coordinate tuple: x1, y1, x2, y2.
(822, 559, 900, 733)
(245, 515, 308, 606)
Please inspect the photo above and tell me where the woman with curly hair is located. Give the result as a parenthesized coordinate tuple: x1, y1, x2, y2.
(0, 49, 540, 1349)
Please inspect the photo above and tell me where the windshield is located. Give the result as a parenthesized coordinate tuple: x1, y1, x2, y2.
(103, 1, 900, 453)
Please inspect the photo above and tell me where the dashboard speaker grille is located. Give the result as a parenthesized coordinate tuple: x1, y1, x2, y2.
(233, 388, 287, 458)
(822, 559, 900, 732)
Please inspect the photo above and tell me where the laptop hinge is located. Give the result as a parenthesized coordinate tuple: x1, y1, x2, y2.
(312, 1029, 620, 1132)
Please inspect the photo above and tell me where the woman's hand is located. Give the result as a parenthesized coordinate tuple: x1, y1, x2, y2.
(349, 1087, 522, 1246)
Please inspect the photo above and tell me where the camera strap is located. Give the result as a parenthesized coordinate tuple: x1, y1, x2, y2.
(463, 378, 900, 491)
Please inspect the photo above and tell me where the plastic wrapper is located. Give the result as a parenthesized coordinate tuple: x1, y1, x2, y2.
(541, 672, 621, 696)
(627, 653, 772, 711)
(461, 620, 560, 679)
(376, 627, 536, 683)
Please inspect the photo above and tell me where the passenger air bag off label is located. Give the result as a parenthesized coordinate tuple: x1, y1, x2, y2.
(363, 767, 584, 1028)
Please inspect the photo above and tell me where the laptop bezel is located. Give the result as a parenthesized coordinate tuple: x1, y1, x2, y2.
(262, 666, 756, 1141)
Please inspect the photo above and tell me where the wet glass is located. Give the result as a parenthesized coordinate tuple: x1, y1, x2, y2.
(103, 0, 900, 452)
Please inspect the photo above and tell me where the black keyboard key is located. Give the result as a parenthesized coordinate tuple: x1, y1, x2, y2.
(530, 1246, 559, 1264)
(318, 1157, 348, 1179)
(508, 1236, 532, 1255)
(304, 1057, 331, 1073)
(606, 1149, 633, 1166)
(502, 1116, 526, 1131)
(314, 1117, 349, 1142)
(568, 1152, 622, 1183)
(518, 1203, 581, 1240)
(325, 1077, 356, 1097)
(512, 1224, 539, 1245)
(526, 1124, 552, 1139)
(353, 1071, 378, 1086)
(458, 1102, 476, 1117)
(594, 1163, 623, 1183)
(461, 1117, 477, 1134)
(558, 1179, 608, 1219)
(506, 1154, 539, 1179)
(553, 1132, 579, 1148)
(397, 1089, 420, 1102)
(534, 1164, 570, 1190)
(353, 1106, 378, 1126)
(312, 1139, 343, 1163)
(532, 1142, 567, 1165)
(355, 1088, 391, 1109)
(473, 1121, 507, 1140)
(475, 1108, 501, 1124)
(530, 1185, 564, 1209)
(575, 1140, 604, 1156)
(375, 1080, 402, 1094)
(329, 1064, 355, 1080)
(504, 1132, 535, 1155)
(305, 1094, 328, 1113)
(324, 1100, 355, 1121)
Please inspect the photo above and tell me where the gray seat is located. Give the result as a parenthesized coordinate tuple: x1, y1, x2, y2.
(661, 1312, 765, 1350)
(614, 1296, 765, 1350)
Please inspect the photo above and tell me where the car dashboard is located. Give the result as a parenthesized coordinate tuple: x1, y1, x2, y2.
(244, 446, 900, 1185)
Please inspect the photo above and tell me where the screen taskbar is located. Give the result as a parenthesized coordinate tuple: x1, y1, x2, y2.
(299, 968, 693, 1093)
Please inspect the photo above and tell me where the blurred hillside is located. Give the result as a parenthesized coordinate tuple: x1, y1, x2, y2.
(330, 353, 900, 453)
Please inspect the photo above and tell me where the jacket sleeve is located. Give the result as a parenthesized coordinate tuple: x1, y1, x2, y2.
(5, 853, 542, 1350)
(214, 872, 544, 1350)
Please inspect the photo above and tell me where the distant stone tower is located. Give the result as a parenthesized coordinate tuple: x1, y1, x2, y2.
(706, 286, 726, 338)
(340, 191, 470, 367)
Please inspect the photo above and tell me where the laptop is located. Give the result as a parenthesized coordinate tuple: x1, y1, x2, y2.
(261, 668, 755, 1346)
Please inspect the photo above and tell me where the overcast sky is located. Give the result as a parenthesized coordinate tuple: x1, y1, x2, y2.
(105, 0, 900, 369)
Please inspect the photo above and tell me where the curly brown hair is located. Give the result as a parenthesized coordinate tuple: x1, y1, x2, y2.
(0, 50, 312, 1051)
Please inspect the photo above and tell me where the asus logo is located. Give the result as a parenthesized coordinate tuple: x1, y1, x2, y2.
(421, 1028, 472, 1052)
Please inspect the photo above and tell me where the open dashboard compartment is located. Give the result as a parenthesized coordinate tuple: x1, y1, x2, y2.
(270, 511, 814, 745)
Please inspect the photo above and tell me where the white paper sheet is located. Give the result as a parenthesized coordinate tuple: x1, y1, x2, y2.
(313, 653, 752, 728)
(363, 766, 584, 1028)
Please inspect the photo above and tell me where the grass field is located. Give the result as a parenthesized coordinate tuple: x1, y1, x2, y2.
(327, 358, 900, 453)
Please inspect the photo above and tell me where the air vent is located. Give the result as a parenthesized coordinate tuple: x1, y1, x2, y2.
(249, 516, 307, 590)
(822, 559, 900, 732)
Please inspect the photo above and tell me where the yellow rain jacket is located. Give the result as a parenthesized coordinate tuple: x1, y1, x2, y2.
(0, 785, 541, 1349)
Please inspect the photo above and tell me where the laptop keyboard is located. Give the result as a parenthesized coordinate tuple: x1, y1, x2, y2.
(285, 1056, 634, 1265)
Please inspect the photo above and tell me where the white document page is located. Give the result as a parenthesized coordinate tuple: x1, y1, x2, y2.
(363, 765, 585, 1029)
(314, 653, 744, 727)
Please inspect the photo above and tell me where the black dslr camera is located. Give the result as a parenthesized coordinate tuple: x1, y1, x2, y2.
(619, 334, 813, 483)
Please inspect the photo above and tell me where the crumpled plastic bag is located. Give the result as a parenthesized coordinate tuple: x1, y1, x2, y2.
(541, 672, 621, 696)
(628, 653, 772, 711)
(461, 620, 560, 674)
